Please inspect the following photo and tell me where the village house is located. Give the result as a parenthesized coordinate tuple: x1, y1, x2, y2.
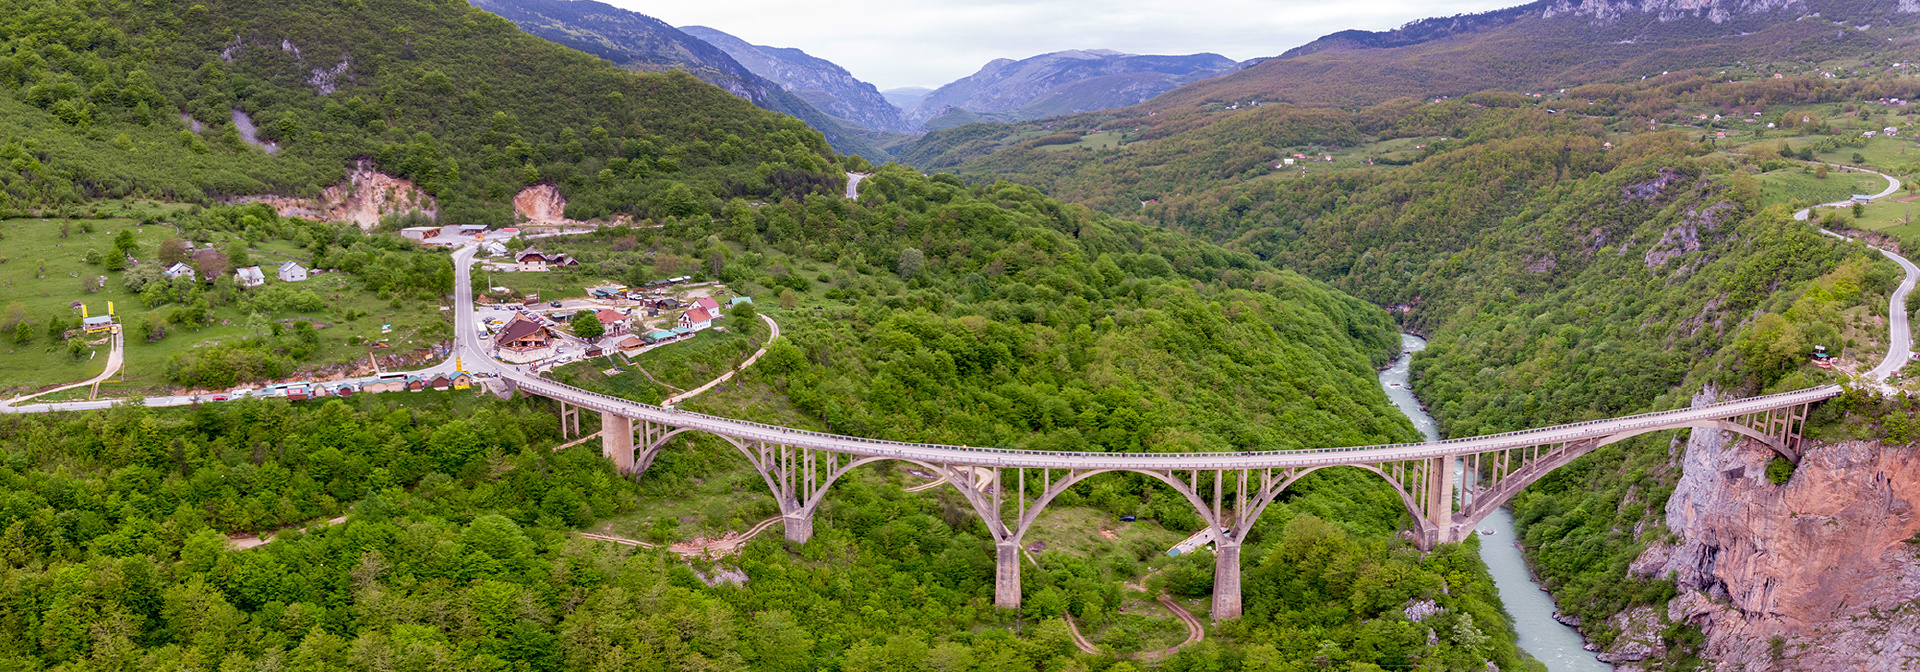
(595, 308, 629, 336)
(679, 306, 714, 331)
(516, 248, 550, 272)
(164, 262, 195, 280)
(515, 248, 580, 272)
(495, 313, 554, 352)
(278, 261, 309, 282)
(235, 266, 266, 288)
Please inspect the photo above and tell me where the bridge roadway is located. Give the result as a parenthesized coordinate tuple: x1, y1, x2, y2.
(505, 373, 1840, 471)
(449, 244, 1837, 620)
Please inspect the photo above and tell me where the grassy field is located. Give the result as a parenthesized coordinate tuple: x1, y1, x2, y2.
(0, 208, 448, 395)
(1750, 167, 1888, 208)
(1023, 504, 1186, 560)
(1037, 131, 1132, 152)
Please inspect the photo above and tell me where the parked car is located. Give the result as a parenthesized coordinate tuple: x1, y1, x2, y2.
(1120, 515, 1136, 522)
(550, 300, 563, 308)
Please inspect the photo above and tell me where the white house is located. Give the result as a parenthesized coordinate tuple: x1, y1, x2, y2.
(164, 262, 195, 280)
(678, 306, 713, 331)
(516, 248, 551, 272)
(278, 261, 309, 282)
(235, 266, 266, 288)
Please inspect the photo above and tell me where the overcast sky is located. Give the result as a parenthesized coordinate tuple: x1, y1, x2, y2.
(608, 0, 1520, 90)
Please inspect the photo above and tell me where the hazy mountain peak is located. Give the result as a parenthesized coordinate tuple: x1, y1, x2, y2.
(912, 49, 1240, 127)
(679, 24, 912, 133)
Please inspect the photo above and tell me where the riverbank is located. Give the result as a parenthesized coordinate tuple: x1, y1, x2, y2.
(1378, 333, 1610, 672)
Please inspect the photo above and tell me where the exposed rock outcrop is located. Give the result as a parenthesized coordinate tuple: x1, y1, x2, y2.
(512, 184, 573, 226)
(1628, 421, 1920, 670)
(510, 184, 632, 228)
(232, 161, 434, 229)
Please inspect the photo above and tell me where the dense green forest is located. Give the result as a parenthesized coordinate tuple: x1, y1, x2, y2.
(0, 0, 847, 223)
(538, 167, 1416, 453)
(0, 391, 1532, 670)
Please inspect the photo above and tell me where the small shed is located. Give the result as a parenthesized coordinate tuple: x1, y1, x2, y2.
(429, 374, 452, 390)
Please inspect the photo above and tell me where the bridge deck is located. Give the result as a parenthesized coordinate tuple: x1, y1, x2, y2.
(510, 373, 1841, 470)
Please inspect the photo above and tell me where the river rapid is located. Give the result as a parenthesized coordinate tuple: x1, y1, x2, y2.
(1378, 333, 1611, 672)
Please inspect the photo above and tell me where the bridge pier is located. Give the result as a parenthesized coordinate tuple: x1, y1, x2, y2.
(1212, 539, 1243, 620)
(995, 541, 1023, 609)
(559, 401, 581, 439)
(601, 414, 634, 473)
(782, 511, 814, 544)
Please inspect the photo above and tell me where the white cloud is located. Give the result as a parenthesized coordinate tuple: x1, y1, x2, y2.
(609, 0, 1520, 90)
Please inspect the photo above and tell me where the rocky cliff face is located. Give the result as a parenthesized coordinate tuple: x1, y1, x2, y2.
(232, 161, 434, 229)
(1624, 424, 1920, 670)
(512, 184, 570, 226)
(1541, 0, 1806, 23)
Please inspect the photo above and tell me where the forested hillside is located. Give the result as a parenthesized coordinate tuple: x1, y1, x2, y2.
(925, 63, 1911, 659)
(0, 0, 846, 224)
(0, 171, 1545, 669)
(467, 0, 899, 161)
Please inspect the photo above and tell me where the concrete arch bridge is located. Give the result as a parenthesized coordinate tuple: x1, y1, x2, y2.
(530, 374, 1835, 620)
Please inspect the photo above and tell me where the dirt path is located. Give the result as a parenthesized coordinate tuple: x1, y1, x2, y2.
(552, 431, 603, 451)
(662, 314, 779, 406)
(579, 515, 784, 558)
(230, 514, 349, 550)
(6, 328, 123, 406)
(1059, 592, 1204, 660)
(1063, 615, 1102, 655)
(1139, 595, 1206, 659)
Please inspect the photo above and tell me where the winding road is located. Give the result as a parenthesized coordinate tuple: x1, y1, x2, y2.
(1791, 164, 1918, 386)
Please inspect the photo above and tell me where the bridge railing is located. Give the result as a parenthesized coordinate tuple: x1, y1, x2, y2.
(515, 372, 1841, 462)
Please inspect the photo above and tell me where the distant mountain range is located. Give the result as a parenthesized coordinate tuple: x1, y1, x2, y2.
(467, 0, 894, 160)
(678, 26, 914, 134)
(909, 50, 1245, 127)
(1147, 0, 1917, 110)
(671, 27, 1244, 133)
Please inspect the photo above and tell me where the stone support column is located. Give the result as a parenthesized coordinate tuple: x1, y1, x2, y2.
(601, 414, 633, 473)
(1211, 539, 1243, 620)
(995, 541, 1023, 610)
(1429, 455, 1455, 546)
(782, 512, 814, 544)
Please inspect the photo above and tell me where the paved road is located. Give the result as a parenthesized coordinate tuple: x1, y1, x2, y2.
(1791, 164, 1917, 385)
(845, 172, 868, 199)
